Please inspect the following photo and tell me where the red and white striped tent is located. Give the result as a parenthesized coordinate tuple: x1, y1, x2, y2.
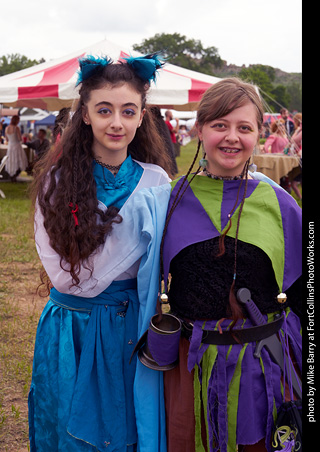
(0, 39, 221, 112)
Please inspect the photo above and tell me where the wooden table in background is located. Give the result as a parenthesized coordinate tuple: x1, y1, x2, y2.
(252, 154, 300, 184)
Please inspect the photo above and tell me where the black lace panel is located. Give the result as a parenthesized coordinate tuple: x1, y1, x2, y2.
(168, 236, 301, 321)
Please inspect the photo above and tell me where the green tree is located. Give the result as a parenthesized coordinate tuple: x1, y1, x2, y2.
(239, 66, 292, 112)
(287, 82, 302, 112)
(133, 33, 223, 75)
(239, 66, 273, 97)
(0, 54, 45, 76)
(254, 64, 276, 82)
(270, 85, 291, 111)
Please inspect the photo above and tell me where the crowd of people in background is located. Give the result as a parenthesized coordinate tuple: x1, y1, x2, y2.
(0, 113, 64, 181)
(0, 104, 302, 203)
(259, 108, 302, 199)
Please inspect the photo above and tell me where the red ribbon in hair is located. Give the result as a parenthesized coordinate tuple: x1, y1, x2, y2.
(69, 202, 79, 227)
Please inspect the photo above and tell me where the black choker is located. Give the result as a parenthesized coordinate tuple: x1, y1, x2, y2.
(203, 167, 243, 181)
(94, 158, 123, 175)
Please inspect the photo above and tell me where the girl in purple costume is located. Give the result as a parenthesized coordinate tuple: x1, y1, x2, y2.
(161, 78, 302, 452)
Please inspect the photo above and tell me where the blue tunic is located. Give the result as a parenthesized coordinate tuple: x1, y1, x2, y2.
(93, 155, 143, 209)
(29, 156, 145, 452)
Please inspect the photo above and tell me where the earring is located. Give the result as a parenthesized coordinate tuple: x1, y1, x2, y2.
(84, 120, 89, 125)
(199, 149, 208, 168)
(199, 158, 208, 168)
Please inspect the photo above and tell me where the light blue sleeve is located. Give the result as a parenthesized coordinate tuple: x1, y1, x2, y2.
(250, 170, 285, 190)
(133, 185, 171, 452)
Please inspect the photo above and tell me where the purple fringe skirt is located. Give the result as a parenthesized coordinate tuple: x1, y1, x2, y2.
(165, 308, 301, 452)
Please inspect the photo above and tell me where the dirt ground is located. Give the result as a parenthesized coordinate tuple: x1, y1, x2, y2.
(0, 260, 47, 451)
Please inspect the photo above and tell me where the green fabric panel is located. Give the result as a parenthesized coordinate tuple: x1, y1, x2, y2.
(189, 176, 224, 232)
(226, 344, 248, 452)
(190, 178, 285, 292)
(225, 183, 284, 291)
(194, 365, 207, 452)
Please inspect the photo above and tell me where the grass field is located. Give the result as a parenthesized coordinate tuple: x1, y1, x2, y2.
(0, 179, 45, 452)
(0, 143, 301, 450)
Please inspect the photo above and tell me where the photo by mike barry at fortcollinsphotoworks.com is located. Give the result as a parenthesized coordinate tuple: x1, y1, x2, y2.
(305, 221, 317, 426)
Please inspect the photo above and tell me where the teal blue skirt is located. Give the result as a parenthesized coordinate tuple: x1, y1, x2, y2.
(29, 280, 138, 452)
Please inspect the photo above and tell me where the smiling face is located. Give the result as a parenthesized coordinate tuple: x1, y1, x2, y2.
(82, 83, 145, 164)
(197, 102, 260, 177)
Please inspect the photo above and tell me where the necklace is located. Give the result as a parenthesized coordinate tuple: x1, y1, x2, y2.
(93, 158, 123, 175)
(203, 167, 243, 181)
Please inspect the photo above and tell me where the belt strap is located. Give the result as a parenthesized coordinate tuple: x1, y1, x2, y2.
(182, 315, 284, 345)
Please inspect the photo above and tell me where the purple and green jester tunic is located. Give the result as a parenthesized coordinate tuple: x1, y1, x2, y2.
(161, 174, 302, 452)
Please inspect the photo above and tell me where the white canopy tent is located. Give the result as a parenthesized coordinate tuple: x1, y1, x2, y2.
(0, 39, 221, 111)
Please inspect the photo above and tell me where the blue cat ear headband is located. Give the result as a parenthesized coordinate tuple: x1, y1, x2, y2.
(76, 53, 165, 87)
(76, 55, 113, 86)
(123, 53, 165, 83)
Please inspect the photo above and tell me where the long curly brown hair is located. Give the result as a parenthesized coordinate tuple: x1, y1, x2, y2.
(31, 61, 171, 290)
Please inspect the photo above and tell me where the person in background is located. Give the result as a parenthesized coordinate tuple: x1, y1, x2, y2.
(0, 118, 6, 142)
(291, 113, 302, 153)
(25, 128, 51, 175)
(280, 108, 294, 137)
(150, 106, 178, 176)
(288, 113, 302, 201)
(165, 110, 180, 157)
(26, 128, 51, 160)
(263, 120, 289, 153)
(261, 122, 271, 139)
(4, 115, 28, 182)
(28, 53, 171, 452)
(178, 124, 191, 146)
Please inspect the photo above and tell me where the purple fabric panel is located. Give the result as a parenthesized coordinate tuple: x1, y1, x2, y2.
(236, 344, 270, 447)
(206, 360, 219, 451)
(285, 311, 302, 371)
(260, 349, 277, 452)
(187, 320, 210, 373)
(216, 346, 229, 452)
(147, 328, 181, 367)
(272, 186, 302, 291)
(189, 311, 301, 449)
(220, 180, 259, 231)
(163, 182, 220, 281)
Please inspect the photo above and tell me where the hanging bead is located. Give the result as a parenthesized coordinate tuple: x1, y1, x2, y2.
(277, 293, 287, 304)
(160, 293, 170, 314)
(199, 158, 208, 168)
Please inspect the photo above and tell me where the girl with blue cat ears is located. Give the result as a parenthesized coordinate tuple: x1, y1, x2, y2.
(76, 52, 165, 86)
(28, 53, 172, 452)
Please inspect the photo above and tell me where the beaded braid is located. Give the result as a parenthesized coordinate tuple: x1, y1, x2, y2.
(69, 147, 79, 227)
(155, 139, 202, 321)
(160, 139, 202, 278)
(225, 159, 250, 327)
(217, 158, 250, 258)
(159, 142, 251, 328)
